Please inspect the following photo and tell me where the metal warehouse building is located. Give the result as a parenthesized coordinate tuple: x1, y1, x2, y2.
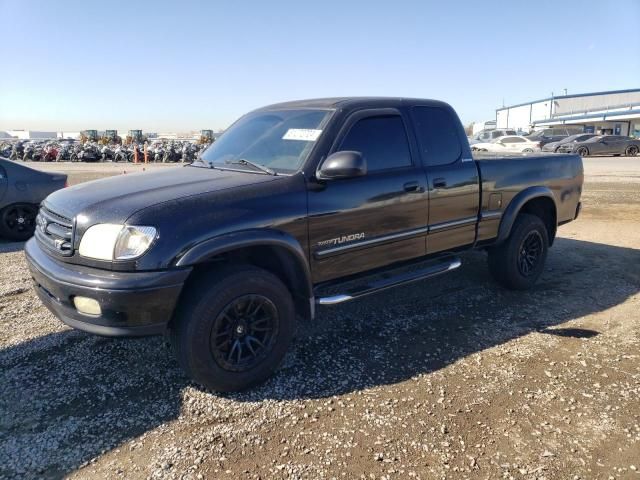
(496, 88, 640, 137)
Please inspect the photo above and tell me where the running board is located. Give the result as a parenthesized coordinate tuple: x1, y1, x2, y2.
(316, 257, 462, 306)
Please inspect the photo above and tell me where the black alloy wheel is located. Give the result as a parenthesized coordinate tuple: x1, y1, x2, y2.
(210, 294, 279, 372)
(625, 145, 639, 157)
(0, 204, 38, 241)
(170, 265, 296, 392)
(517, 230, 543, 277)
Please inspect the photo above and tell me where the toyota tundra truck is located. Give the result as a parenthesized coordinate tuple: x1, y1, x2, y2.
(25, 98, 583, 391)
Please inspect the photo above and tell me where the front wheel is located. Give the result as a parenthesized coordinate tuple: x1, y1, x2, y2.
(625, 145, 639, 157)
(487, 213, 549, 290)
(0, 203, 38, 241)
(170, 265, 296, 392)
(576, 147, 589, 157)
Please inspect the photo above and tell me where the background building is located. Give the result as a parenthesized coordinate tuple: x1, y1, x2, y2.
(472, 120, 496, 135)
(4, 129, 58, 139)
(496, 88, 640, 137)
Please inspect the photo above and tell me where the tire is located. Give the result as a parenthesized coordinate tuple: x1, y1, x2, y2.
(576, 147, 589, 157)
(522, 148, 534, 153)
(0, 203, 38, 241)
(625, 145, 639, 157)
(170, 265, 296, 392)
(487, 213, 549, 290)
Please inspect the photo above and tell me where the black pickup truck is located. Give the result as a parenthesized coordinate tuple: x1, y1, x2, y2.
(26, 98, 583, 391)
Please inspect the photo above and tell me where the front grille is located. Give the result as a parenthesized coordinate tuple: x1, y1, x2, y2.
(35, 207, 74, 256)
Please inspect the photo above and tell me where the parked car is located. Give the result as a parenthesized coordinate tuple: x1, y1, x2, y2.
(26, 97, 583, 392)
(558, 135, 640, 157)
(471, 135, 541, 153)
(526, 127, 584, 147)
(468, 128, 517, 145)
(0, 158, 67, 240)
(542, 134, 598, 152)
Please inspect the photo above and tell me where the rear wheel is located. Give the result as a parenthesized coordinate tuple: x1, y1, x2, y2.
(0, 203, 38, 241)
(170, 265, 296, 392)
(522, 148, 534, 153)
(576, 147, 589, 157)
(625, 145, 639, 157)
(488, 213, 549, 290)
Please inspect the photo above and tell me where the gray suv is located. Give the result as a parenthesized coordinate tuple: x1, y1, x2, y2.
(469, 129, 517, 145)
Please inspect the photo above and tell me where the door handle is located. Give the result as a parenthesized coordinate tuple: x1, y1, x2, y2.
(403, 181, 421, 192)
(433, 178, 447, 188)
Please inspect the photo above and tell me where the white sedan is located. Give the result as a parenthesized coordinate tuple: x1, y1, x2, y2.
(471, 135, 541, 153)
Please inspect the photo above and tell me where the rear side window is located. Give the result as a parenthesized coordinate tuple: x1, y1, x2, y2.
(502, 137, 525, 143)
(411, 106, 462, 166)
(339, 115, 412, 172)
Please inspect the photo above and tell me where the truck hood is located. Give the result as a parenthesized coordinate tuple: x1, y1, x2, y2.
(43, 165, 281, 224)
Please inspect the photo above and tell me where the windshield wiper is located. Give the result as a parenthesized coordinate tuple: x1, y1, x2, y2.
(225, 158, 276, 175)
(190, 157, 214, 169)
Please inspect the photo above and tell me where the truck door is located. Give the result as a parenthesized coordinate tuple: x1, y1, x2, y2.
(410, 106, 480, 253)
(307, 109, 429, 283)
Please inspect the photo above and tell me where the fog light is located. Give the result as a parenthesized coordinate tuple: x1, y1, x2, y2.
(73, 296, 101, 316)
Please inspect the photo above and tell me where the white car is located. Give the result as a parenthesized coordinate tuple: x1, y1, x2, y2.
(472, 135, 541, 153)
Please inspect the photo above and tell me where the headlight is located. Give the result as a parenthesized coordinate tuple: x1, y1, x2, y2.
(79, 224, 157, 260)
(114, 226, 157, 259)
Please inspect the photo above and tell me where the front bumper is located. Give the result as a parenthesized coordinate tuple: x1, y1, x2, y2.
(25, 238, 192, 337)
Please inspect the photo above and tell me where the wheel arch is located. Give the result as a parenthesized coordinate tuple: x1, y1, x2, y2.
(496, 187, 558, 246)
(174, 229, 314, 320)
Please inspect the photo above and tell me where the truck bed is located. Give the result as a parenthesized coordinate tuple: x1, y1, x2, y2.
(473, 152, 584, 243)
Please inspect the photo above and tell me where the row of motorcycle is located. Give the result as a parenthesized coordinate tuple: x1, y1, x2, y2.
(0, 140, 207, 163)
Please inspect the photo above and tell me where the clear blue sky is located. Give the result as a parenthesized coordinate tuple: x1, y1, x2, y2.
(1, 0, 639, 132)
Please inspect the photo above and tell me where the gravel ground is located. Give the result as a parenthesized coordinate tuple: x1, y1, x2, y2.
(1, 158, 639, 479)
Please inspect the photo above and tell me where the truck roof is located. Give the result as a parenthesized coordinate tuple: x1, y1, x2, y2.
(257, 97, 450, 111)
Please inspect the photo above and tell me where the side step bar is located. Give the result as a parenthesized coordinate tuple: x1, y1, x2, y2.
(316, 257, 462, 306)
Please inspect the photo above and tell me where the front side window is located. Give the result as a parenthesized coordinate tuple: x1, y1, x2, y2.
(199, 109, 332, 174)
(338, 115, 412, 172)
(503, 137, 525, 143)
(411, 106, 462, 166)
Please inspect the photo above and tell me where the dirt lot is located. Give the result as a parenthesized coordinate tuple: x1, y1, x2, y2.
(1, 159, 639, 480)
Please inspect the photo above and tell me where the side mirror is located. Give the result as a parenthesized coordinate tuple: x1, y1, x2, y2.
(317, 151, 367, 180)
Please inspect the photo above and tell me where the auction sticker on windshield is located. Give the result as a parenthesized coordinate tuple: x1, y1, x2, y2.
(282, 129, 322, 141)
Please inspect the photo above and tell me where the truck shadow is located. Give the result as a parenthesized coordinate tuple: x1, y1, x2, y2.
(0, 237, 638, 477)
(0, 240, 26, 254)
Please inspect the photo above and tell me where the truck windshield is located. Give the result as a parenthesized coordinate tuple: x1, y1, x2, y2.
(198, 109, 333, 174)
